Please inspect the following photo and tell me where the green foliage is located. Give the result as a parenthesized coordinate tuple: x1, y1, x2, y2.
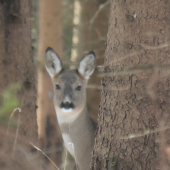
(125, 62, 129, 66)
(0, 82, 22, 119)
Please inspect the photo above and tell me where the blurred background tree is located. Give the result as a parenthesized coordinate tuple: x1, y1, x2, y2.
(36, 0, 63, 169)
(0, 0, 38, 169)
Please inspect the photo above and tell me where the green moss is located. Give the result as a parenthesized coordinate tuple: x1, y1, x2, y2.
(0, 82, 22, 119)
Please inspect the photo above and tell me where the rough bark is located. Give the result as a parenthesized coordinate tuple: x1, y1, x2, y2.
(37, 0, 63, 169)
(0, 0, 38, 169)
(91, 0, 170, 169)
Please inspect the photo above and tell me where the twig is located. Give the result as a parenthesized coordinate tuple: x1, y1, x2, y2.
(140, 43, 169, 50)
(86, 84, 130, 91)
(98, 63, 170, 77)
(13, 13, 35, 21)
(30, 142, 61, 170)
(64, 147, 68, 170)
(97, 51, 143, 69)
(89, 0, 110, 26)
(6, 108, 21, 157)
(120, 126, 170, 140)
(7, 107, 21, 136)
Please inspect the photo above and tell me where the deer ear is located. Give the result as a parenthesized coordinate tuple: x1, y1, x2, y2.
(78, 51, 96, 79)
(45, 47, 62, 77)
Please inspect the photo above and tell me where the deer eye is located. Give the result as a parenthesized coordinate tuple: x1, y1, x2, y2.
(76, 85, 81, 91)
(56, 84, 61, 90)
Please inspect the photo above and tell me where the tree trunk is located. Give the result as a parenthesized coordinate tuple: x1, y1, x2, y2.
(0, 0, 38, 169)
(63, 0, 74, 62)
(91, 0, 170, 169)
(0, 0, 37, 145)
(37, 0, 63, 169)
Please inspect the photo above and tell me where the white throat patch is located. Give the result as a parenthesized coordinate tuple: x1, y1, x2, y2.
(61, 108, 73, 113)
(56, 110, 80, 124)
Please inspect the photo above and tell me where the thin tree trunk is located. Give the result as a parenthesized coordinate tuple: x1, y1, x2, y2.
(37, 0, 63, 169)
(63, 0, 74, 63)
(91, 0, 170, 169)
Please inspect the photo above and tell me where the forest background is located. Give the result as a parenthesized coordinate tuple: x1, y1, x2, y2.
(0, 0, 170, 170)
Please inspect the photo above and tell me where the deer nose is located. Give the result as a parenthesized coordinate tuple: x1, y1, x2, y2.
(64, 102, 71, 109)
(61, 102, 74, 109)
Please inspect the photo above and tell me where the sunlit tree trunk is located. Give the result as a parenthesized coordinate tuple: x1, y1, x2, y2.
(0, 0, 37, 168)
(37, 0, 63, 169)
(63, 0, 74, 63)
(91, 0, 170, 169)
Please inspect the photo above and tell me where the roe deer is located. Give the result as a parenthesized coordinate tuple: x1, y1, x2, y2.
(45, 47, 96, 170)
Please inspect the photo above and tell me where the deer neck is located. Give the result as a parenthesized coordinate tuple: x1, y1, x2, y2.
(55, 105, 87, 125)
(58, 106, 95, 162)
